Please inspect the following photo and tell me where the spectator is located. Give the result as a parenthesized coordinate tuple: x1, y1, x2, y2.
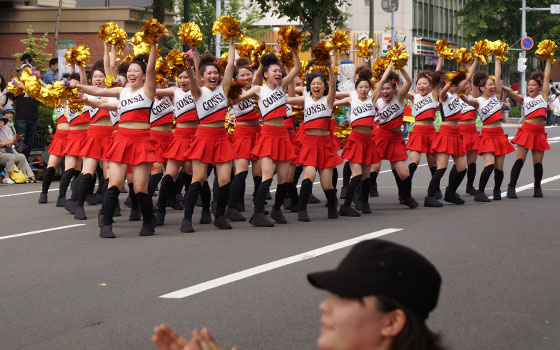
(43, 58, 59, 84)
(402, 98, 413, 140)
(551, 92, 560, 126)
(0, 74, 15, 109)
(153, 239, 445, 350)
(14, 87, 39, 159)
(19, 53, 33, 71)
(0, 112, 36, 183)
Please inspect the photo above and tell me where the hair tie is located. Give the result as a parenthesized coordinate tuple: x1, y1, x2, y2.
(392, 79, 398, 85)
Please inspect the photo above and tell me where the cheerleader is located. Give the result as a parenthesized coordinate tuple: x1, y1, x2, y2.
(502, 61, 552, 198)
(233, 52, 301, 227)
(225, 57, 263, 222)
(179, 38, 237, 233)
(424, 59, 478, 207)
(372, 61, 417, 208)
(333, 67, 377, 216)
(70, 43, 159, 238)
(461, 58, 515, 201)
(38, 101, 69, 204)
(458, 78, 479, 195)
(286, 65, 340, 221)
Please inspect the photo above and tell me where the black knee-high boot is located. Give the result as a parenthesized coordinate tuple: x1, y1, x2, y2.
(493, 169, 504, 200)
(128, 183, 141, 221)
(298, 178, 313, 222)
(341, 161, 351, 199)
(65, 172, 83, 214)
(444, 165, 466, 205)
(238, 179, 246, 212)
(57, 169, 75, 207)
(155, 174, 175, 226)
(507, 159, 524, 198)
(408, 163, 418, 178)
(271, 183, 288, 224)
(429, 166, 442, 199)
(97, 180, 109, 227)
(199, 181, 212, 224)
(252, 176, 262, 202)
(148, 173, 163, 197)
(392, 169, 403, 202)
(214, 183, 232, 229)
(85, 171, 98, 205)
(369, 171, 379, 197)
(475, 164, 494, 202)
(137, 192, 155, 236)
(399, 175, 418, 209)
(534, 163, 543, 197)
(39, 166, 55, 203)
(211, 172, 219, 214)
(324, 188, 338, 219)
(74, 173, 93, 220)
(340, 175, 361, 217)
(287, 181, 299, 212)
(360, 179, 372, 214)
(172, 172, 185, 208)
(293, 165, 303, 184)
(250, 178, 274, 227)
(100, 185, 120, 238)
(226, 171, 247, 222)
(424, 168, 446, 207)
(181, 181, 202, 233)
(332, 167, 338, 189)
(466, 163, 477, 195)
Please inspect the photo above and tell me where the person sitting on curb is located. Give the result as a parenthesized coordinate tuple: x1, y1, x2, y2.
(0, 109, 37, 183)
(152, 239, 446, 350)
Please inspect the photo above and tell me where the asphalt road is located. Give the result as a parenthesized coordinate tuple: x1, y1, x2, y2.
(1, 125, 559, 350)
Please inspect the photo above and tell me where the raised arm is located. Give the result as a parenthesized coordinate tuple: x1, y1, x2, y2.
(186, 63, 201, 101)
(460, 94, 479, 109)
(78, 66, 87, 86)
(282, 50, 301, 87)
(144, 43, 157, 100)
(103, 42, 111, 78)
(456, 57, 479, 93)
(326, 65, 336, 108)
(252, 64, 263, 86)
(439, 82, 451, 102)
(435, 56, 444, 72)
(231, 84, 259, 104)
(543, 60, 551, 102)
(397, 68, 412, 104)
(73, 82, 121, 97)
(221, 37, 236, 97)
(495, 58, 502, 101)
(372, 61, 394, 102)
(333, 96, 351, 108)
(110, 44, 118, 77)
(501, 86, 523, 105)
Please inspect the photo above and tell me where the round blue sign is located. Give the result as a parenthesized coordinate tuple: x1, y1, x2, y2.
(521, 37, 534, 50)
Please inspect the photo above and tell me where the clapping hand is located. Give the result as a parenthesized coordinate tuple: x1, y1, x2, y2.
(152, 324, 237, 350)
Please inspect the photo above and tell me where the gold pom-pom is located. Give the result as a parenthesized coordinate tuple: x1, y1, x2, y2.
(279, 42, 294, 69)
(236, 36, 259, 59)
(104, 74, 122, 88)
(178, 22, 203, 48)
(445, 67, 467, 86)
(212, 16, 244, 41)
(357, 38, 376, 58)
(298, 61, 307, 79)
(8, 78, 24, 97)
(98, 22, 127, 53)
(216, 52, 228, 73)
(165, 49, 190, 74)
(331, 31, 351, 52)
(278, 25, 303, 52)
(333, 65, 338, 76)
(435, 39, 454, 60)
(225, 111, 236, 135)
(156, 57, 172, 86)
(66, 89, 86, 112)
(372, 57, 389, 82)
(141, 18, 168, 44)
(386, 42, 409, 70)
(251, 41, 272, 65)
(334, 124, 352, 143)
(535, 39, 558, 63)
(470, 39, 492, 65)
(312, 41, 335, 67)
(453, 48, 473, 64)
(64, 45, 91, 67)
(490, 40, 509, 62)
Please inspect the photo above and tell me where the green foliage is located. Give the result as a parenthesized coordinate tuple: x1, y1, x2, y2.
(251, 0, 350, 47)
(13, 26, 52, 73)
(37, 105, 54, 134)
(509, 105, 521, 118)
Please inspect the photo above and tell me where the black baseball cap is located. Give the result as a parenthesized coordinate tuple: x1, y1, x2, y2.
(307, 239, 441, 320)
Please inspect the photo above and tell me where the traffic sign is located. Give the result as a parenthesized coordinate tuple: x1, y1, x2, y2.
(551, 4, 560, 14)
(521, 37, 534, 50)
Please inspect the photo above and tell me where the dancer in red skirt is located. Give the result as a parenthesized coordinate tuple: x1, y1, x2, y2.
(503, 61, 552, 198)
(70, 43, 159, 238)
(333, 67, 377, 216)
(234, 52, 301, 227)
(372, 61, 417, 208)
(424, 59, 478, 207)
(459, 78, 479, 195)
(180, 38, 237, 232)
(225, 56, 263, 222)
(286, 65, 340, 221)
(461, 58, 515, 202)
(38, 102, 69, 204)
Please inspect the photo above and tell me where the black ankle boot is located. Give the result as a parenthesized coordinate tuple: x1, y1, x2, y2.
(400, 175, 418, 209)
(199, 181, 212, 224)
(137, 192, 155, 236)
(39, 166, 55, 203)
(271, 183, 288, 224)
(369, 172, 379, 197)
(360, 179, 372, 214)
(324, 188, 338, 219)
(214, 183, 232, 229)
(226, 172, 247, 222)
(340, 175, 361, 216)
(297, 178, 313, 222)
(181, 182, 202, 233)
(250, 178, 275, 227)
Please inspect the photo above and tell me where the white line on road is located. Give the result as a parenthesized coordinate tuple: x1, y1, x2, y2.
(0, 188, 59, 198)
(497, 174, 560, 198)
(159, 228, 402, 299)
(0, 224, 86, 241)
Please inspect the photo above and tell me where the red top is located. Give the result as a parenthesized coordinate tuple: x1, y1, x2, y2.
(57, 115, 68, 124)
(151, 112, 173, 127)
(69, 110, 90, 126)
(91, 109, 111, 124)
(460, 110, 477, 121)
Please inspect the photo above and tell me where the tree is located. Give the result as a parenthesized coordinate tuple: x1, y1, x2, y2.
(252, 0, 350, 47)
(13, 26, 52, 73)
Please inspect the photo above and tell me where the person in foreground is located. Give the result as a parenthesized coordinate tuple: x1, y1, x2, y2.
(152, 239, 445, 350)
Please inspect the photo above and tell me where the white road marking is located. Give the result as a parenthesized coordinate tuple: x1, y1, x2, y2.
(495, 174, 560, 198)
(159, 228, 402, 299)
(0, 224, 86, 241)
(0, 188, 59, 198)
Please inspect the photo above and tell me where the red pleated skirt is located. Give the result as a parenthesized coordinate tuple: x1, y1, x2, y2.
(103, 128, 158, 165)
(251, 124, 296, 162)
(231, 125, 260, 160)
(342, 129, 379, 165)
(331, 132, 343, 150)
(48, 129, 69, 157)
(163, 127, 197, 162)
(511, 122, 550, 152)
(478, 127, 515, 156)
(80, 125, 113, 159)
(185, 126, 235, 164)
(150, 129, 173, 163)
(406, 124, 436, 153)
(459, 123, 479, 152)
(297, 134, 343, 169)
(63, 129, 88, 157)
(431, 124, 466, 156)
(375, 128, 408, 162)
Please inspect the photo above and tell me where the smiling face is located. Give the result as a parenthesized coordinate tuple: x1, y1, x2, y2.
(381, 82, 396, 103)
(310, 76, 326, 98)
(127, 63, 145, 88)
(237, 67, 253, 83)
(480, 78, 496, 97)
(416, 77, 431, 96)
(201, 65, 220, 89)
(527, 79, 540, 97)
(176, 71, 190, 91)
(91, 70, 105, 88)
(264, 64, 283, 85)
(356, 80, 371, 99)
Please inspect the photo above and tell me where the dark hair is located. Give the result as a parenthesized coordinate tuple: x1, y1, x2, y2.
(261, 54, 281, 79)
(117, 61, 130, 76)
(236, 56, 253, 71)
(21, 54, 32, 63)
(355, 67, 373, 89)
(130, 60, 147, 74)
(69, 73, 80, 81)
(417, 71, 443, 89)
(354, 64, 369, 78)
(199, 53, 219, 75)
(376, 295, 446, 350)
(49, 58, 58, 66)
(306, 73, 329, 96)
(91, 59, 105, 76)
(134, 54, 149, 65)
(529, 71, 544, 87)
(473, 71, 489, 92)
(384, 71, 401, 89)
(0, 74, 6, 91)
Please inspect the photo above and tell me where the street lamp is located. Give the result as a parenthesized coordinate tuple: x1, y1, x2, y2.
(381, 0, 398, 48)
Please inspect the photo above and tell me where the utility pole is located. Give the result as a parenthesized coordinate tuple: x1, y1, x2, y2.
(520, 0, 527, 95)
(215, 0, 221, 57)
(369, 0, 374, 41)
(183, 0, 191, 52)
